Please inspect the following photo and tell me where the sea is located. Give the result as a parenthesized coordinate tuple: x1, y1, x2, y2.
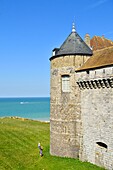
(0, 97, 50, 121)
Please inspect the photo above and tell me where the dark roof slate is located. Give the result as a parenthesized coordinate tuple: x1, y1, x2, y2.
(50, 31, 93, 60)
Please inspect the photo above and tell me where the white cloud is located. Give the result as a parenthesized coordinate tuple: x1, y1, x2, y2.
(87, 0, 109, 9)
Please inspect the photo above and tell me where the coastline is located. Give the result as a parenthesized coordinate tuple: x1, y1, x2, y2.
(0, 116, 50, 123)
(0, 97, 50, 123)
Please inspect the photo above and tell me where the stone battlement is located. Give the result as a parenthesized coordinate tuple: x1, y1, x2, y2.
(77, 78, 113, 90)
(76, 66, 113, 89)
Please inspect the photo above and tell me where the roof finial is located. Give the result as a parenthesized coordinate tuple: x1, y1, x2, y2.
(72, 22, 76, 33)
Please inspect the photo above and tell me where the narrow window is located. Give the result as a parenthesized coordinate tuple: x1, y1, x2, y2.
(96, 142, 107, 149)
(86, 70, 89, 74)
(62, 75, 70, 92)
(103, 69, 105, 74)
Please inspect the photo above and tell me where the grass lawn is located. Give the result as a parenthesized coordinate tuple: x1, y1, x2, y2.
(0, 117, 105, 170)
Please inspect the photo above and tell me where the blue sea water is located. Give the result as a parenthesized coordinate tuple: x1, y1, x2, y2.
(0, 97, 50, 121)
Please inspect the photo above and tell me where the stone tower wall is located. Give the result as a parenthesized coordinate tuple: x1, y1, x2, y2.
(50, 55, 90, 158)
(76, 67, 113, 170)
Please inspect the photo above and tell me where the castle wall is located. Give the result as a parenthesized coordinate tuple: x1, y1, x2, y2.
(50, 55, 90, 158)
(76, 67, 113, 170)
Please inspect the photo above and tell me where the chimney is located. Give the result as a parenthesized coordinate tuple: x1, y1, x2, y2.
(85, 33, 90, 47)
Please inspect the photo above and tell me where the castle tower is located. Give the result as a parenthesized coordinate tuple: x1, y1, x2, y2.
(50, 23, 92, 158)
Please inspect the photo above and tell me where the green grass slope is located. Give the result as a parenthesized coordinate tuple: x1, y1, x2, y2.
(0, 117, 105, 170)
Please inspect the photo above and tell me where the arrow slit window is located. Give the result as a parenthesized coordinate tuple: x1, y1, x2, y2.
(62, 75, 70, 92)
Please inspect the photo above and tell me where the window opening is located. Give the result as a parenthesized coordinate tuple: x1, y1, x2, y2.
(96, 142, 107, 149)
(86, 70, 89, 74)
(103, 69, 105, 74)
(62, 75, 70, 92)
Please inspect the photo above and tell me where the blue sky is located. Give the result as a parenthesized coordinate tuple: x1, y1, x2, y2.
(0, 0, 113, 97)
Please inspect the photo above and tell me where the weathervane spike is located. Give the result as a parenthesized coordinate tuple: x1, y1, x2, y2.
(72, 22, 76, 33)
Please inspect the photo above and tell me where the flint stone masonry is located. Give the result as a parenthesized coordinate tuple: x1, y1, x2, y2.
(51, 55, 90, 69)
(76, 66, 113, 170)
(50, 28, 113, 170)
(50, 57, 113, 169)
(50, 55, 88, 158)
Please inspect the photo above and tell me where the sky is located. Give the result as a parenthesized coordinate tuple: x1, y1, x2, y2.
(0, 0, 113, 97)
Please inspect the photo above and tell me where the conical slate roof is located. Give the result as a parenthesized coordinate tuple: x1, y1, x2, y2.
(50, 25, 93, 60)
